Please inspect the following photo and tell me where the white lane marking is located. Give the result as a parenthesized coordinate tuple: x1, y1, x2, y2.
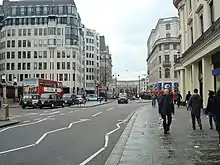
(0, 118, 48, 133)
(0, 144, 35, 155)
(68, 111, 74, 114)
(48, 115, 55, 118)
(60, 113, 65, 116)
(49, 111, 61, 115)
(23, 120, 30, 123)
(117, 105, 122, 108)
(106, 107, 114, 111)
(39, 111, 60, 116)
(82, 108, 86, 109)
(79, 111, 136, 165)
(92, 112, 102, 117)
(34, 118, 42, 121)
(75, 110, 79, 112)
(0, 119, 90, 155)
(10, 113, 38, 119)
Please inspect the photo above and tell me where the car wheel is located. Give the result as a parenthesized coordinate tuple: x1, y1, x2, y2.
(40, 106, 43, 109)
(62, 103, 65, 108)
(51, 103, 55, 109)
(33, 104, 37, 109)
(22, 106, 26, 109)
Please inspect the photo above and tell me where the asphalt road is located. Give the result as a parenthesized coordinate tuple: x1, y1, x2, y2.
(0, 101, 149, 165)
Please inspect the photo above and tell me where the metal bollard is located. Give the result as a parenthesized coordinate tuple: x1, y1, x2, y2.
(3, 104, 9, 121)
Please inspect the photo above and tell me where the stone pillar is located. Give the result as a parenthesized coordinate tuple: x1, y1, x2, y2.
(179, 69, 185, 98)
(185, 66, 191, 95)
(3, 84, 7, 104)
(192, 63, 199, 91)
(202, 56, 214, 107)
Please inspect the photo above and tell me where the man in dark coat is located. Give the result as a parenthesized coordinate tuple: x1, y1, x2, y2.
(159, 89, 175, 134)
(185, 91, 192, 110)
(188, 88, 202, 130)
(176, 91, 182, 108)
(205, 90, 216, 129)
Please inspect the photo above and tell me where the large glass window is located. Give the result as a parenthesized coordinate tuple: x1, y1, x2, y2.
(48, 27, 56, 35)
(48, 39, 56, 45)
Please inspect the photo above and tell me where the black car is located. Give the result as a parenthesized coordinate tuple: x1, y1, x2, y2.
(38, 93, 65, 109)
(118, 94, 128, 104)
(62, 93, 77, 106)
(21, 94, 40, 109)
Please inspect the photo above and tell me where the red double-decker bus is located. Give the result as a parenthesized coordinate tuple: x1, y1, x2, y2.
(23, 78, 63, 96)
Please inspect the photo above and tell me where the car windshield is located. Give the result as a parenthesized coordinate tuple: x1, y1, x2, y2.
(40, 94, 50, 99)
(76, 95, 82, 98)
(63, 94, 71, 98)
(23, 95, 32, 99)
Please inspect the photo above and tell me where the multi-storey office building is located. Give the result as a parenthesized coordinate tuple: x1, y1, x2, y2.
(147, 17, 180, 91)
(84, 28, 100, 94)
(0, 0, 85, 94)
(173, 0, 220, 106)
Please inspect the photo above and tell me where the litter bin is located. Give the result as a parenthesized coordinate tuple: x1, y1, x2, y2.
(3, 104, 9, 121)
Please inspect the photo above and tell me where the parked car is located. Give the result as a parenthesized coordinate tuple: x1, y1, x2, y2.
(20, 94, 40, 109)
(86, 94, 100, 101)
(76, 95, 86, 104)
(62, 93, 77, 106)
(118, 93, 128, 104)
(38, 93, 65, 109)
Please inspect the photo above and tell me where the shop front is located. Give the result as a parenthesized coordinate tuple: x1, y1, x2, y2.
(212, 53, 220, 92)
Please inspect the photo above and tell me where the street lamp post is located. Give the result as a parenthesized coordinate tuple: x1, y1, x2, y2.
(1, 74, 7, 104)
(113, 74, 119, 96)
(138, 75, 141, 96)
(104, 52, 107, 102)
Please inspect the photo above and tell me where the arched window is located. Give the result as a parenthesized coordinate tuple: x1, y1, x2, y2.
(166, 24, 170, 30)
(165, 68, 170, 78)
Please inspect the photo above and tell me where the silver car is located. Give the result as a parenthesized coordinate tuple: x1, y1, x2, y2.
(76, 95, 86, 104)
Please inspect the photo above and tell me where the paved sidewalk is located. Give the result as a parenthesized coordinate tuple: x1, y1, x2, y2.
(0, 110, 20, 128)
(71, 100, 114, 108)
(106, 105, 220, 165)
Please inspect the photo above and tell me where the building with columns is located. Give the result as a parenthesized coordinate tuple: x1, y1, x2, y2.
(147, 17, 180, 91)
(173, 0, 220, 107)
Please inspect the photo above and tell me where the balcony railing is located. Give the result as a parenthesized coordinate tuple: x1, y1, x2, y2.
(163, 61, 171, 67)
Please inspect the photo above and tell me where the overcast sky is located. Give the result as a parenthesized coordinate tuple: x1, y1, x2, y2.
(76, 0, 178, 80)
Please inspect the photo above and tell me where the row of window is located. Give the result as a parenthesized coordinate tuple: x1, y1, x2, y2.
(0, 62, 76, 71)
(7, 5, 77, 17)
(4, 38, 78, 48)
(3, 16, 80, 28)
(5, 73, 76, 82)
(3, 27, 68, 37)
(0, 50, 77, 60)
(158, 43, 178, 51)
(158, 54, 180, 64)
(158, 68, 178, 79)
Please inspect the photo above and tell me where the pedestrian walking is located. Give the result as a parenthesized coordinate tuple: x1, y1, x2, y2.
(188, 88, 203, 130)
(159, 89, 175, 134)
(157, 91, 164, 116)
(151, 93, 157, 107)
(176, 91, 182, 108)
(213, 89, 220, 146)
(185, 91, 192, 110)
(205, 90, 216, 129)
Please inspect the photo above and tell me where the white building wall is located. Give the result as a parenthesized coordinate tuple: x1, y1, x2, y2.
(174, 0, 220, 106)
(84, 28, 100, 93)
